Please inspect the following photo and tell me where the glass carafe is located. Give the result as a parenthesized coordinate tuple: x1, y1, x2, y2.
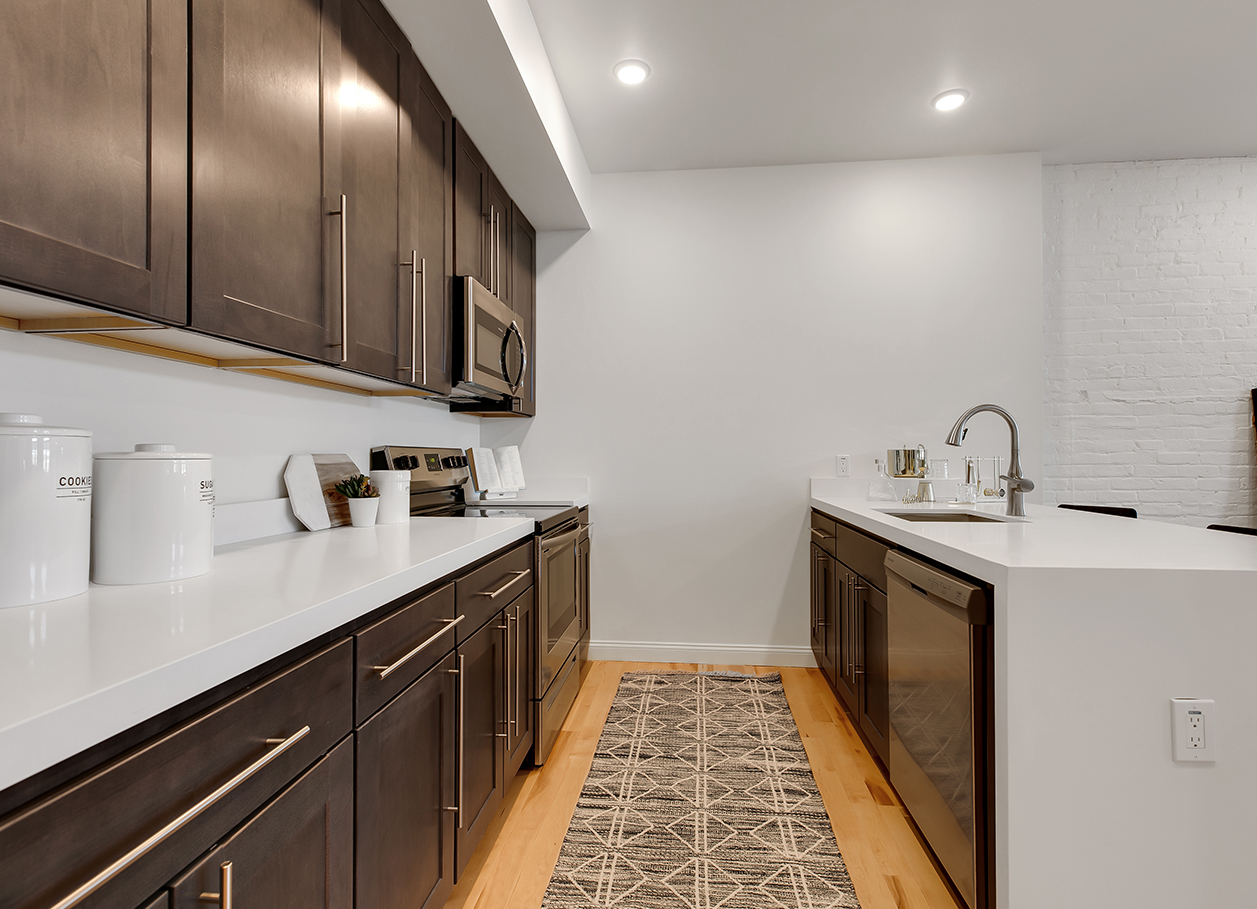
(867, 458, 897, 501)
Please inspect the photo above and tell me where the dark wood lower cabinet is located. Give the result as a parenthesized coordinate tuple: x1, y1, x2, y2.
(456, 613, 507, 878)
(809, 510, 891, 766)
(505, 588, 536, 774)
(356, 652, 457, 909)
(810, 543, 838, 684)
(858, 583, 890, 762)
(168, 737, 354, 909)
(139, 893, 169, 909)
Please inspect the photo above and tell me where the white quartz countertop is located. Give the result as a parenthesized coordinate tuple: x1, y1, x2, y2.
(0, 517, 533, 794)
(810, 495, 1257, 584)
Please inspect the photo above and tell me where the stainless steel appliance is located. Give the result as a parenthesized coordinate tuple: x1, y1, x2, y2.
(885, 550, 993, 909)
(456, 276, 527, 399)
(370, 445, 585, 765)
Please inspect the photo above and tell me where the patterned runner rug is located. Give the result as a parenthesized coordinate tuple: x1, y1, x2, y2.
(542, 671, 861, 908)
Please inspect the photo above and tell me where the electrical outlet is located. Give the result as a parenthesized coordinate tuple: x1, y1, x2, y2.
(1171, 698, 1216, 762)
(836, 455, 850, 477)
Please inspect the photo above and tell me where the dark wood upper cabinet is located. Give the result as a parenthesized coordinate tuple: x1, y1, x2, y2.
(168, 738, 354, 909)
(338, 0, 408, 381)
(0, 0, 187, 322)
(406, 62, 455, 394)
(488, 175, 512, 306)
(356, 653, 457, 909)
(191, 0, 340, 361)
(511, 205, 537, 416)
(453, 121, 490, 291)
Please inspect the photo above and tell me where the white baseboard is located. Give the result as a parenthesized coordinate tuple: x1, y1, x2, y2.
(588, 640, 817, 668)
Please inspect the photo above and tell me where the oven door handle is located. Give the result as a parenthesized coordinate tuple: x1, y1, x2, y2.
(540, 524, 581, 553)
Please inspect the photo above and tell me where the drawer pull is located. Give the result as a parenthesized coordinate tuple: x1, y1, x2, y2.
(373, 615, 466, 679)
(50, 726, 311, 909)
(199, 861, 233, 907)
(479, 570, 528, 599)
(811, 528, 835, 540)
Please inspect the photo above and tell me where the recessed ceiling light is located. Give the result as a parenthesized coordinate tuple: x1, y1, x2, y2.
(614, 60, 650, 85)
(932, 89, 969, 112)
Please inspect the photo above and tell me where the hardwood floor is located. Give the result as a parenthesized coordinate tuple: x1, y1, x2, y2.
(446, 661, 963, 909)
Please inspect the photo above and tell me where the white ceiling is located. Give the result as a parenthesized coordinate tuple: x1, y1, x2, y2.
(528, 0, 1257, 174)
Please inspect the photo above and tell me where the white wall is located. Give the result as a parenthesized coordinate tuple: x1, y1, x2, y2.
(0, 328, 480, 506)
(483, 153, 1044, 662)
(1043, 157, 1257, 525)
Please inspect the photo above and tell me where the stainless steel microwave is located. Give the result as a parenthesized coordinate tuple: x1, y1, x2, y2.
(457, 276, 527, 398)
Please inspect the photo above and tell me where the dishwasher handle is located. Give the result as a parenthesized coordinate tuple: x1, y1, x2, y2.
(884, 550, 988, 624)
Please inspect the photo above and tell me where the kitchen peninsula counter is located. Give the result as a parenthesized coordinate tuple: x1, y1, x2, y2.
(810, 491, 1257, 909)
(0, 517, 533, 796)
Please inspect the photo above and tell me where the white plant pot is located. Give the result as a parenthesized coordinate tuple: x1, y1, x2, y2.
(347, 497, 380, 527)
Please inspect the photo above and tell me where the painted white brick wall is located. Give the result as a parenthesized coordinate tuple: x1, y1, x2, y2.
(1043, 158, 1257, 525)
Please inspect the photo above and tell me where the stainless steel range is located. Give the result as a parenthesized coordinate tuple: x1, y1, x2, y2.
(370, 445, 586, 764)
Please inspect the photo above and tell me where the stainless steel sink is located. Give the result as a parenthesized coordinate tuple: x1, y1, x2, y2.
(882, 511, 1007, 523)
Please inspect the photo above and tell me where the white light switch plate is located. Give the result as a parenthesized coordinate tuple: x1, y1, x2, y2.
(1171, 698, 1215, 762)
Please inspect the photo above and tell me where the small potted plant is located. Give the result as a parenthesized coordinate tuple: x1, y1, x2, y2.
(335, 474, 381, 527)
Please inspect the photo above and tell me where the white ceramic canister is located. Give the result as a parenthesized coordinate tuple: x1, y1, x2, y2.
(370, 469, 411, 524)
(92, 444, 214, 585)
(0, 413, 93, 608)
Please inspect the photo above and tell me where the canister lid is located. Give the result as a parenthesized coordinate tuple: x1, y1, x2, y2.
(0, 413, 92, 438)
(94, 443, 212, 460)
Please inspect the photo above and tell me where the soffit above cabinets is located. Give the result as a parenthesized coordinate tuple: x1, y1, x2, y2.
(529, 0, 1257, 173)
(382, 0, 591, 230)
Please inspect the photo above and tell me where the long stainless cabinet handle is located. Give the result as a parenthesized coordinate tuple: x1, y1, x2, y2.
(403, 251, 418, 383)
(444, 659, 461, 820)
(49, 727, 311, 909)
(496, 621, 510, 738)
(508, 611, 518, 729)
(853, 579, 867, 675)
(373, 615, 465, 679)
(847, 575, 854, 679)
(811, 527, 834, 541)
(331, 194, 348, 362)
(479, 569, 528, 599)
(199, 861, 233, 907)
(457, 654, 465, 827)
(419, 257, 427, 385)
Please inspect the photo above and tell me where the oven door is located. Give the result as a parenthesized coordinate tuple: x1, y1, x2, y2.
(537, 520, 581, 695)
(460, 276, 526, 397)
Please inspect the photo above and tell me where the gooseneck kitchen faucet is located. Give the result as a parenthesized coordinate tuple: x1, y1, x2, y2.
(946, 404, 1035, 517)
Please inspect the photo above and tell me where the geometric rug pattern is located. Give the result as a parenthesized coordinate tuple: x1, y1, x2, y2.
(542, 671, 862, 908)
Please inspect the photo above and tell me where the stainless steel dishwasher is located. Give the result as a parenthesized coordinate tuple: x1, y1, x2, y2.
(885, 550, 992, 909)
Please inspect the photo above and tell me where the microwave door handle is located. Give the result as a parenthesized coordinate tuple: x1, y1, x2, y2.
(511, 321, 527, 393)
(499, 321, 513, 387)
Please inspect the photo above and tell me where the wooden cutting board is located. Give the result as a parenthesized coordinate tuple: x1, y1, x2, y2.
(283, 453, 362, 530)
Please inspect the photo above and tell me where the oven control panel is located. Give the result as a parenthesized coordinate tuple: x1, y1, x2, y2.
(370, 446, 470, 490)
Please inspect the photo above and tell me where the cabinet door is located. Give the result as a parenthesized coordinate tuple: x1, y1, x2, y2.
(488, 176, 512, 305)
(858, 583, 891, 764)
(0, 0, 186, 322)
(356, 653, 456, 909)
(168, 737, 353, 909)
(510, 205, 537, 416)
(577, 535, 591, 648)
(338, 0, 408, 380)
(191, 0, 340, 360)
(453, 121, 489, 289)
(835, 567, 859, 712)
(506, 588, 536, 774)
(809, 544, 828, 677)
(456, 614, 507, 878)
(405, 60, 454, 393)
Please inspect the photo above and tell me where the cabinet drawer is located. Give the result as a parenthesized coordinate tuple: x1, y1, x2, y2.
(355, 583, 457, 724)
(833, 519, 893, 592)
(810, 510, 838, 556)
(0, 639, 353, 909)
(455, 541, 532, 640)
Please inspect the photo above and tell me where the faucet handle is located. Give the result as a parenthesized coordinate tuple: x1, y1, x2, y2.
(1001, 474, 1035, 492)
